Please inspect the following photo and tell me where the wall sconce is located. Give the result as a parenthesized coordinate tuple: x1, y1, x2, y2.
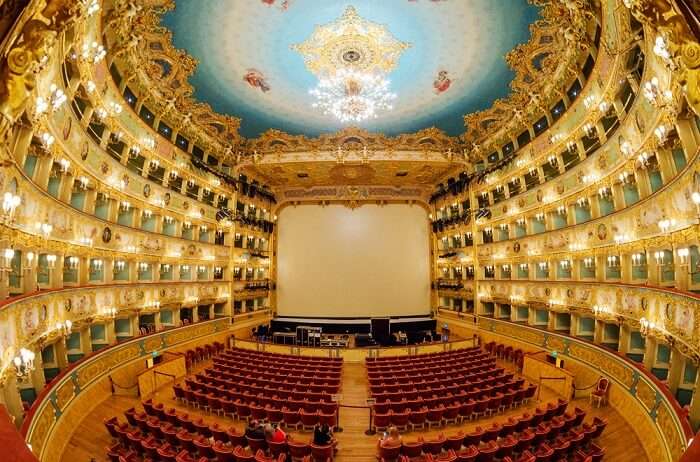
(657, 218, 675, 233)
(677, 248, 689, 264)
(583, 95, 596, 109)
(583, 257, 594, 269)
(557, 205, 566, 215)
(197, 265, 206, 273)
(65, 256, 79, 270)
(2, 192, 21, 222)
(501, 264, 511, 273)
(582, 123, 595, 138)
(499, 223, 508, 231)
(35, 222, 52, 239)
(137, 262, 150, 274)
(465, 232, 473, 240)
(560, 260, 570, 269)
(519, 263, 528, 271)
(40, 132, 55, 150)
(607, 255, 619, 268)
(55, 319, 72, 336)
(654, 251, 666, 265)
(643, 77, 673, 108)
(484, 227, 492, 235)
(597, 187, 610, 198)
(654, 125, 669, 144)
(639, 317, 656, 337)
(46, 254, 57, 269)
(538, 261, 548, 270)
(113, 260, 126, 273)
(516, 218, 525, 226)
(636, 152, 650, 169)
(24, 252, 34, 270)
(631, 253, 645, 266)
(187, 178, 195, 188)
(160, 263, 171, 272)
(78, 176, 89, 190)
(183, 221, 192, 229)
(13, 348, 35, 381)
(142, 137, 155, 150)
(149, 159, 160, 171)
(592, 305, 609, 317)
(535, 213, 544, 221)
(598, 100, 610, 113)
(169, 170, 178, 180)
(35, 83, 67, 115)
(548, 155, 557, 166)
(576, 197, 589, 208)
(120, 201, 131, 212)
(618, 171, 632, 184)
(164, 216, 174, 224)
(129, 145, 141, 159)
(90, 259, 103, 275)
(102, 307, 117, 319)
(181, 265, 190, 272)
(1, 248, 14, 271)
(143, 210, 152, 219)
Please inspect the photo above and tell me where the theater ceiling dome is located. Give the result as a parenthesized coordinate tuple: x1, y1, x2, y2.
(157, 0, 541, 139)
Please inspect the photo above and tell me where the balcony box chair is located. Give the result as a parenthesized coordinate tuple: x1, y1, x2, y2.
(213, 440, 236, 462)
(319, 410, 338, 429)
(426, 406, 445, 429)
(496, 435, 518, 460)
(175, 449, 197, 462)
(482, 423, 502, 443)
(300, 409, 320, 431)
(268, 439, 289, 458)
(590, 417, 608, 440)
(464, 426, 485, 448)
(458, 399, 475, 423)
(236, 401, 253, 422)
(422, 434, 446, 455)
(194, 435, 215, 459)
(390, 409, 410, 432)
(210, 422, 228, 443)
(475, 440, 498, 462)
(247, 437, 268, 454)
(443, 402, 461, 425)
(589, 378, 609, 408)
(288, 440, 312, 462)
(408, 408, 428, 431)
(227, 427, 247, 447)
(157, 443, 179, 462)
(282, 408, 301, 430)
(487, 393, 503, 416)
(378, 443, 402, 462)
(454, 443, 479, 462)
(234, 445, 256, 462)
(445, 432, 465, 451)
(400, 440, 424, 459)
(266, 407, 284, 426)
(533, 443, 554, 462)
(374, 412, 392, 432)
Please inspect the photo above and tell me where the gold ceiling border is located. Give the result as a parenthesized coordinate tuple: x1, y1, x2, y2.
(462, 0, 598, 159)
(100, 0, 593, 164)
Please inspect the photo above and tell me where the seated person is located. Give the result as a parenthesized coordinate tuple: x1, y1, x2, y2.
(313, 423, 336, 448)
(377, 426, 402, 449)
(264, 423, 287, 443)
(245, 420, 265, 440)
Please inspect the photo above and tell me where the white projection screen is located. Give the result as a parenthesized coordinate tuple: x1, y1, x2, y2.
(276, 204, 431, 318)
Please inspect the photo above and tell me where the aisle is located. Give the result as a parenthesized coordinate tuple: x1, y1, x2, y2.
(60, 359, 650, 462)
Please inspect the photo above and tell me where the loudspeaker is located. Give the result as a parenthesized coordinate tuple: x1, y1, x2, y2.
(371, 318, 391, 346)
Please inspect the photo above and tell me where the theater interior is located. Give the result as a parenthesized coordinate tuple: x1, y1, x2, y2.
(0, 0, 700, 461)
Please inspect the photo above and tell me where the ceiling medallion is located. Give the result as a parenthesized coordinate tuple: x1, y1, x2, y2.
(293, 6, 410, 123)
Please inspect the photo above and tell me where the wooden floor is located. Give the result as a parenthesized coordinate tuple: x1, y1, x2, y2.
(61, 360, 649, 462)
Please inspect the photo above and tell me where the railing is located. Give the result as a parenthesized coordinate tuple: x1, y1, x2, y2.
(438, 311, 694, 462)
(20, 317, 230, 461)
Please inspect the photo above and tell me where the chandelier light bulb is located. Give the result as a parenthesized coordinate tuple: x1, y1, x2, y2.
(310, 69, 396, 123)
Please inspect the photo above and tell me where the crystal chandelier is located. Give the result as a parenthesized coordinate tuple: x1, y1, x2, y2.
(309, 69, 396, 123)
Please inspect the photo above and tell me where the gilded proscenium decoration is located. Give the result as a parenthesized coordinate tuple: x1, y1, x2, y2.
(291, 6, 411, 77)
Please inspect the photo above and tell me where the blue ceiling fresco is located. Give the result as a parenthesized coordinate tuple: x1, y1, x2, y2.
(161, 0, 540, 139)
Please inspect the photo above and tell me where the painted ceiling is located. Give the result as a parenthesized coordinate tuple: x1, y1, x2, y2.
(161, 0, 540, 139)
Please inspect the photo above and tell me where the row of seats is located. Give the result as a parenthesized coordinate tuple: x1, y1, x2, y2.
(203, 365, 341, 390)
(484, 341, 525, 369)
(184, 342, 226, 370)
(377, 400, 608, 462)
(373, 383, 538, 431)
(366, 347, 484, 364)
(220, 348, 341, 367)
(370, 371, 521, 399)
(368, 359, 498, 385)
(106, 400, 335, 461)
(211, 360, 342, 383)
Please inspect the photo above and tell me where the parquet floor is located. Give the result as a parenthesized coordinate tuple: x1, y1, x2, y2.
(60, 360, 648, 462)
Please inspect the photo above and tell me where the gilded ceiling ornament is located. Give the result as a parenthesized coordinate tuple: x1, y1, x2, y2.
(291, 6, 411, 77)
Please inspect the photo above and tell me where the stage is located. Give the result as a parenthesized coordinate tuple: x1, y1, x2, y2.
(266, 315, 440, 347)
